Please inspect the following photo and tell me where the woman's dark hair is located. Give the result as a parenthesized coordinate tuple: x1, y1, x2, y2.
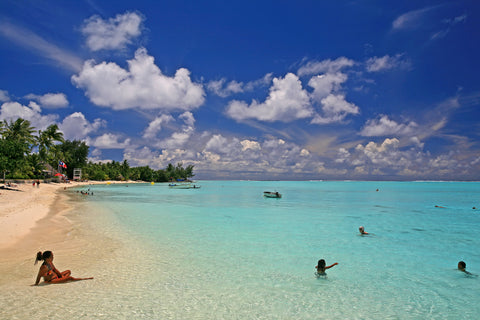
(459, 261, 466, 269)
(35, 251, 52, 264)
(318, 259, 326, 268)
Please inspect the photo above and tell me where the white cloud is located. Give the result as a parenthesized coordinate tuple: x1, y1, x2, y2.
(225, 73, 312, 122)
(59, 112, 105, 140)
(392, 6, 439, 31)
(335, 148, 350, 163)
(125, 132, 315, 179)
(207, 79, 243, 97)
(366, 54, 411, 72)
(432, 14, 467, 40)
(244, 73, 273, 91)
(0, 21, 83, 72)
(179, 111, 195, 128)
(428, 152, 459, 169)
(297, 57, 354, 77)
(143, 114, 174, 139)
(308, 73, 348, 101)
(81, 12, 143, 51)
(360, 115, 418, 136)
(0, 101, 58, 130)
(0, 90, 10, 102)
(24, 93, 69, 109)
(311, 94, 359, 124)
(241, 140, 261, 151)
(333, 137, 471, 178)
(207, 73, 273, 98)
(204, 134, 231, 154)
(89, 133, 131, 149)
(351, 138, 404, 168)
(72, 48, 205, 111)
(160, 131, 192, 149)
(153, 112, 196, 149)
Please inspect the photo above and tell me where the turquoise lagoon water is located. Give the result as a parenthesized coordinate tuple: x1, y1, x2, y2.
(2, 181, 480, 319)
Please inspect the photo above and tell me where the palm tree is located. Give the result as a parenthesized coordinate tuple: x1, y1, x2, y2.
(0, 119, 35, 182)
(3, 118, 36, 146)
(0, 120, 5, 137)
(37, 124, 64, 163)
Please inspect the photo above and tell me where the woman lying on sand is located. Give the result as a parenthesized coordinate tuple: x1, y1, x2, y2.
(34, 251, 93, 285)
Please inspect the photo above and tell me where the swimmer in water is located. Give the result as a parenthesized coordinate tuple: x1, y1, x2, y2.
(457, 261, 476, 276)
(359, 226, 369, 235)
(315, 259, 338, 276)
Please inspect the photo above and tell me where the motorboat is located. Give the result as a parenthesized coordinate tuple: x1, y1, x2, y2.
(168, 183, 201, 189)
(263, 191, 281, 198)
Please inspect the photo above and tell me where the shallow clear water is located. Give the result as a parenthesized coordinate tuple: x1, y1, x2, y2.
(2, 181, 480, 319)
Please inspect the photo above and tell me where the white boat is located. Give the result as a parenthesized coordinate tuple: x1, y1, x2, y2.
(263, 191, 281, 198)
(169, 183, 201, 189)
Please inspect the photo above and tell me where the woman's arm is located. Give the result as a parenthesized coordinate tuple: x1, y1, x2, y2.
(325, 262, 338, 269)
(34, 266, 46, 285)
(51, 263, 63, 278)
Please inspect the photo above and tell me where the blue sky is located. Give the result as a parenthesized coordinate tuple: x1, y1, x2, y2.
(1, 0, 479, 180)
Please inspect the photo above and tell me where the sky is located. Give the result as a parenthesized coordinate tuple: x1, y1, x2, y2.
(1, 0, 479, 180)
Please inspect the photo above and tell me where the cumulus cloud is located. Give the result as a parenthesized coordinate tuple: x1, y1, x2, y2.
(72, 48, 205, 111)
(225, 59, 360, 124)
(308, 73, 348, 102)
(225, 73, 312, 122)
(331, 137, 472, 179)
(360, 115, 418, 136)
(297, 57, 354, 77)
(59, 112, 105, 140)
(311, 94, 359, 124)
(155, 112, 196, 149)
(81, 12, 143, 51)
(89, 133, 130, 149)
(0, 101, 58, 130)
(24, 93, 69, 109)
(143, 114, 174, 139)
(204, 134, 231, 154)
(179, 111, 195, 128)
(241, 140, 261, 151)
(124, 131, 315, 179)
(366, 54, 411, 72)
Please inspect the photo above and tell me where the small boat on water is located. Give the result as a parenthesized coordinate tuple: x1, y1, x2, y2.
(169, 183, 201, 189)
(263, 191, 282, 198)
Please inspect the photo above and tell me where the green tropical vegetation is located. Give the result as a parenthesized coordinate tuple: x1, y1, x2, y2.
(0, 118, 194, 182)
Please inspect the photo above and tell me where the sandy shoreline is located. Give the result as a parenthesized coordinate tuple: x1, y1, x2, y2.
(0, 180, 138, 286)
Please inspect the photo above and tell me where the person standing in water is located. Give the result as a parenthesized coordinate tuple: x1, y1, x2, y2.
(34, 251, 93, 285)
(315, 259, 338, 276)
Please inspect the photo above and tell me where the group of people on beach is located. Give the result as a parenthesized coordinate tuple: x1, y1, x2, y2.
(315, 225, 475, 278)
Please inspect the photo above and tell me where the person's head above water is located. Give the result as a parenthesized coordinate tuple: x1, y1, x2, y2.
(317, 259, 326, 268)
(359, 226, 369, 234)
(458, 261, 466, 271)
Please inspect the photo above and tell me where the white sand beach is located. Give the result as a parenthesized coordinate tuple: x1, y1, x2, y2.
(0, 180, 134, 287)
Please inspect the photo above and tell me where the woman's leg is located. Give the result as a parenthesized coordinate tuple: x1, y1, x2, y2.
(48, 270, 93, 283)
(61, 270, 71, 277)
